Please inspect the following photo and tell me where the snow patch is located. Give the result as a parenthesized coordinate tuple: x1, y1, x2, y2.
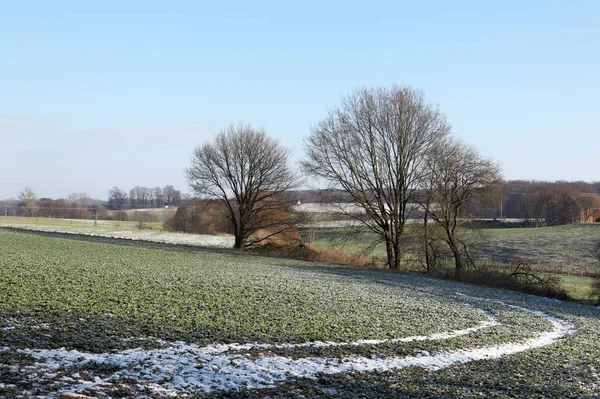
(0, 223, 234, 248)
(17, 297, 575, 396)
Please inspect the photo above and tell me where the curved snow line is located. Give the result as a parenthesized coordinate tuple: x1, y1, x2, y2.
(195, 307, 498, 354)
(18, 297, 575, 395)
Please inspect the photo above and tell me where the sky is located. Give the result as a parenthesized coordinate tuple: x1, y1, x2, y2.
(1, 0, 599, 200)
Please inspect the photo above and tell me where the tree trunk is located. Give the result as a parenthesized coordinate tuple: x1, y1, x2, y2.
(392, 237, 402, 271)
(385, 238, 396, 270)
(449, 241, 464, 280)
(234, 233, 244, 249)
(424, 202, 431, 273)
(233, 219, 244, 249)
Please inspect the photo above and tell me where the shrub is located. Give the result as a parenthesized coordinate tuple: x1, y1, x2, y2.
(131, 211, 159, 229)
(248, 209, 301, 246)
(164, 200, 231, 235)
(430, 262, 570, 300)
(114, 211, 130, 221)
(250, 244, 381, 268)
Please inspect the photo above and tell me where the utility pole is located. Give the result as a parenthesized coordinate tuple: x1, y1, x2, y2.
(94, 207, 98, 227)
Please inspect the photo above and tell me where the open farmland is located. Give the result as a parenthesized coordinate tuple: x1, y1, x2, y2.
(305, 224, 600, 273)
(0, 220, 234, 248)
(0, 216, 150, 230)
(474, 224, 600, 273)
(1, 229, 599, 398)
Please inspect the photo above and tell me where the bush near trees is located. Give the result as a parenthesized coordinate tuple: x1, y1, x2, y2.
(110, 211, 130, 221)
(164, 200, 301, 245)
(164, 200, 232, 235)
(249, 209, 301, 246)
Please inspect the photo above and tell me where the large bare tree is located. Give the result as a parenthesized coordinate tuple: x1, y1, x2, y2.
(186, 123, 299, 249)
(302, 86, 450, 270)
(423, 138, 502, 280)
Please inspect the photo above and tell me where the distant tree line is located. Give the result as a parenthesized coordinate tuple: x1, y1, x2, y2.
(107, 185, 183, 210)
(1, 184, 185, 220)
(1, 188, 109, 219)
(488, 180, 600, 225)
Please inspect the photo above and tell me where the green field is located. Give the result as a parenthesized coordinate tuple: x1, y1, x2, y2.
(560, 275, 597, 303)
(1, 228, 600, 397)
(476, 224, 600, 273)
(304, 224, 600, 273)
(303, 224, 600, 302)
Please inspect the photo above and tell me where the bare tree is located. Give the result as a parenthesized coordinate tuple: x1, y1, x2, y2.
(172, 189, 182, 205)
(545, 190, 581, 226)
(66, 192, 91, 219)
(128, 186, 151, 208)
(108, 187, 128, 210)
(302, 85, 450, 270)
(423, 138, 502, 280)
(66, 192, 90, 206)
(529, 189, 553, 227)
(129, 188, 138, 209)
(186, 123, 299, 249)
(18, 187, 38, 216)
(577, 195, 598, 223)
(163, 185, 178, 205)
(152, 186, 164, 207)
(138, 187, 151, 208)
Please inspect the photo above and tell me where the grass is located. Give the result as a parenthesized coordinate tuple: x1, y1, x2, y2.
(303, 224, 600, 272)
(6, 217, 599, 305)
(1, 228, 600, 397)
(0, 229, 481, 348)
(301, 224, 600, 300)
(122, 207, 177, 224)
(560, 275, 597, 303)
(475, 223, 600, 273)
(301, 227, 386, 257)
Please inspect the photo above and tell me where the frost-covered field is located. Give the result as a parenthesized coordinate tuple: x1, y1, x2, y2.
(1, 229, 599, 398)
(475, 224, 600, 271)
(0, 222, 234, 248)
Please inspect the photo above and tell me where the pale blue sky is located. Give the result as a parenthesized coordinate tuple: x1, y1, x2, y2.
(1, 0, 599, 199)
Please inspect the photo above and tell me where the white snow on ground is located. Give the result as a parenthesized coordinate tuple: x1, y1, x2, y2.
(17, 297, 575, 397)
(294, 203, 367, 214)
(0, 223, 235, 248)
